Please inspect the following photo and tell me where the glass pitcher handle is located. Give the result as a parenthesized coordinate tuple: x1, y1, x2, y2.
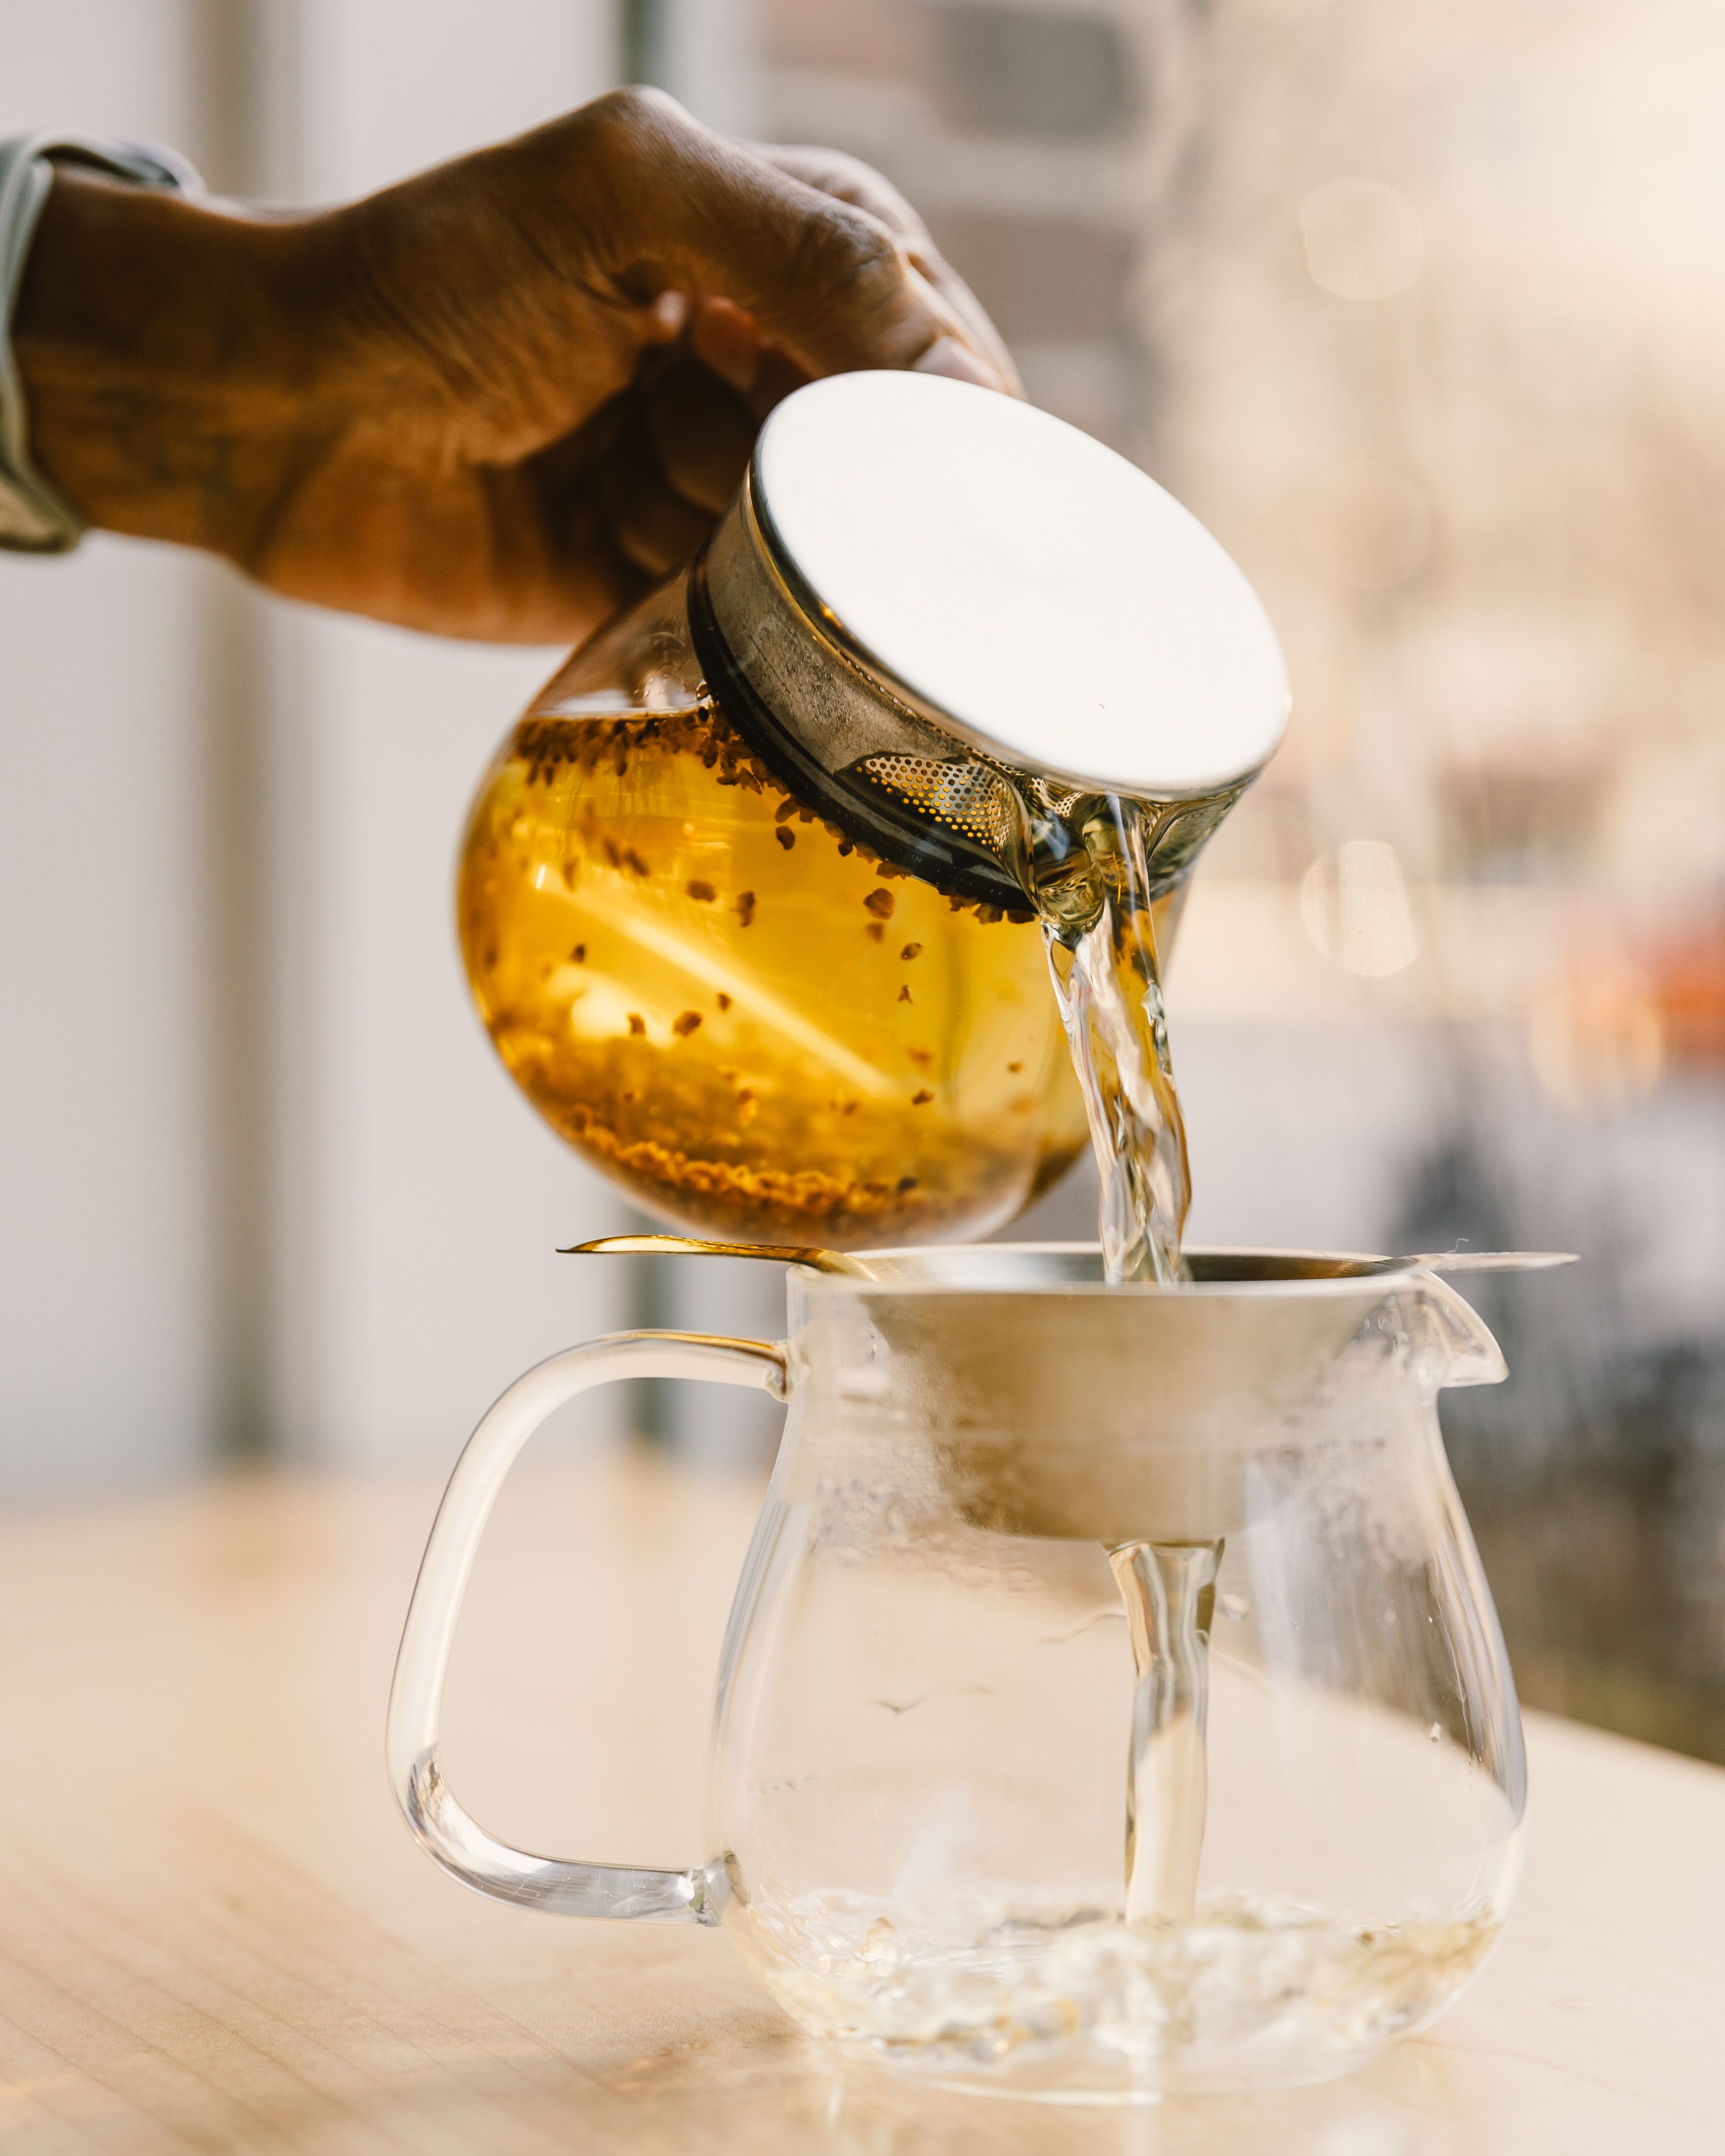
(386, 1329, 787, 1926)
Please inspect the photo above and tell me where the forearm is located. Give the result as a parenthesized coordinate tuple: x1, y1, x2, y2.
(12, 170, 334, 557)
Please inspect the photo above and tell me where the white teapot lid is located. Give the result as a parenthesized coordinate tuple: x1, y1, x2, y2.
(749, 371, 1288, 799)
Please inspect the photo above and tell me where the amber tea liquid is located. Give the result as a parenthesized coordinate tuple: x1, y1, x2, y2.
(458, 703, 1091, 1247)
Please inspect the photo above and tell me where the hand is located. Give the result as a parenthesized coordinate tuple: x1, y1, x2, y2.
(13, 90, 1017, 644)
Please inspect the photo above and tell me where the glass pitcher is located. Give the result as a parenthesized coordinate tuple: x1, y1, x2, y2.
(388, 1247, 1525, 2103)
(457, 371, 1288, 1246)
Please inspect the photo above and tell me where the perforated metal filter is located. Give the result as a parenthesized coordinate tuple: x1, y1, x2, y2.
(851, 752, 1212, 911)
(856, 752, 1021, 854)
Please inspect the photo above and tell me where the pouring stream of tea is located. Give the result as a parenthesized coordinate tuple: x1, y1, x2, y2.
(1020, 791, 1218, 1918)
(1108, 1539, 1223, 1924)
(1019, 795, 1189, 1288)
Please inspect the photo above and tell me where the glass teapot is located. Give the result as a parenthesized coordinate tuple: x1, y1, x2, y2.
(388, 1246, 1525, 2103)
(457, 373, 1287, 1247)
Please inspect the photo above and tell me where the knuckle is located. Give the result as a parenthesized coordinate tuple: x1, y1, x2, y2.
(578, 84, 691, 152)
(797, 204, 902, 298)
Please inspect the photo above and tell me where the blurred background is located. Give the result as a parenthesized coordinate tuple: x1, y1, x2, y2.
(3, 0, 1723, 1758)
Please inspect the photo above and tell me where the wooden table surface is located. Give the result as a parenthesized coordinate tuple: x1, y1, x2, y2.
(1, 1446, 1721, 2154)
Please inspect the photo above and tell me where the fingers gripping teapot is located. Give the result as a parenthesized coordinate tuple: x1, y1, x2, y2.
(388, 1247, 1526, 2104)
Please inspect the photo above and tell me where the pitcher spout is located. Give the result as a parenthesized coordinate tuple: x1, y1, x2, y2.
(1408, 1274, 1510, 1392)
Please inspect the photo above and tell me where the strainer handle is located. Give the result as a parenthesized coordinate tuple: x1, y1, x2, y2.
(387, 1330, 787, 1924)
